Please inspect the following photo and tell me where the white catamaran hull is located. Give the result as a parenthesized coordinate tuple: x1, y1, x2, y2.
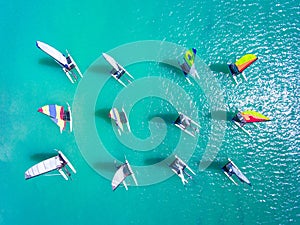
(111, 74, 127, 87)
(175, 155, 195, 175)
(178, 61, 199, 85)
(223, 158, 251, 186)
(175, 124, 195, 137)
(126, 160, 138, 186)
(62, 67, 75, 84)
(122, 108, 131, 133)
(232, 120, 251, 136)
(228, 158, 251, 185)
(58, 150, 76, 174)
(66, 103, 73, 132)
(223, 170, 238, 185)
(170, 155, 195, 185)
(58, 169, 69, 180)
(175, 112, 200, 137)
(178, 112, 200, 128)
(67, 51, 83, 78)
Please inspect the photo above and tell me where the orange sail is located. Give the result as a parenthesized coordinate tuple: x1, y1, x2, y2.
(235, 54, 258, 73)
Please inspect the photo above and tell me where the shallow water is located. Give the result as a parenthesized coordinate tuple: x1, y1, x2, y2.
(0, 0, 299, 224)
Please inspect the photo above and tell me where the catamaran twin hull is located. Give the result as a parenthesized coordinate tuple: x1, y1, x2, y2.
(174, 112, 200, 138)
(222, 158, 251, 186)
(169, 155, 196, 185)
(36, 41, 83, 84)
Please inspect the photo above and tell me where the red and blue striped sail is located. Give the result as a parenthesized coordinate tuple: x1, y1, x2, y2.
(38, 104, 66, 132)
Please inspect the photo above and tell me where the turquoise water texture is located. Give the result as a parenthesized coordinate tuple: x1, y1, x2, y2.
(0, 0, 299, 225)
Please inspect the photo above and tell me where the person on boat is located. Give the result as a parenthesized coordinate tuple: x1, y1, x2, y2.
(115, 69, 125, 79)
(111, 68, 125, 79)
(174, 114, 190, 129)
(63, 110, 71, 122)
(228, 63, 240, 76)
(232, 112, 246, 127)
(65, 56, 75, 70)
(223, 163, 234, 176)
(227, 166, 234, 176)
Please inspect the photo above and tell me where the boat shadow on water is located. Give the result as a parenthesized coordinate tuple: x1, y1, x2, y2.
(198, 160, 228, 171)
(95, 108, 111, 124)
(159, 61, 187, 81)
(205, 110, 236, 121)
(147, 113, 180, 124)
(93, 162, 118, 172)
(159, 60, 181, 72)
(209, 63, 230, 75)
(38, 57, 59, 68)
(88, 64, 111, 74)
(144, 157, 167, 166)
(30, 153, 57, 162)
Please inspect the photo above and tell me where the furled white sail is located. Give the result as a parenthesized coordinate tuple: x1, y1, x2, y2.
(36, 41, 68, 66)
(102, 53, 121, 71)
(112, 163, 132, 191)
(25, 156, 62, 180)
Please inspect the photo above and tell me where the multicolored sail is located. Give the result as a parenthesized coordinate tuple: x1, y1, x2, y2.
(38, 104, 66, 133)
(240, 110, 270, 123)
(234, 54, 258, 73)
(179, 48, 197, 75)
(178, 48, 199, 84)
(184, 48, 197, 68)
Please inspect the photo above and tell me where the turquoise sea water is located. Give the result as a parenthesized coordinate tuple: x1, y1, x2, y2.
(0, 0, 299, 225)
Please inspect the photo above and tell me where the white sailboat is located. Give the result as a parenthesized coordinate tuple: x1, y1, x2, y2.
(222, 158, 251, 186)
(102, 53, 134, 87)
(112, 159, 138, 191)
(36, 41, 83, 83)
(169, 155, 195, 185)
(25, 150, 76, 180)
